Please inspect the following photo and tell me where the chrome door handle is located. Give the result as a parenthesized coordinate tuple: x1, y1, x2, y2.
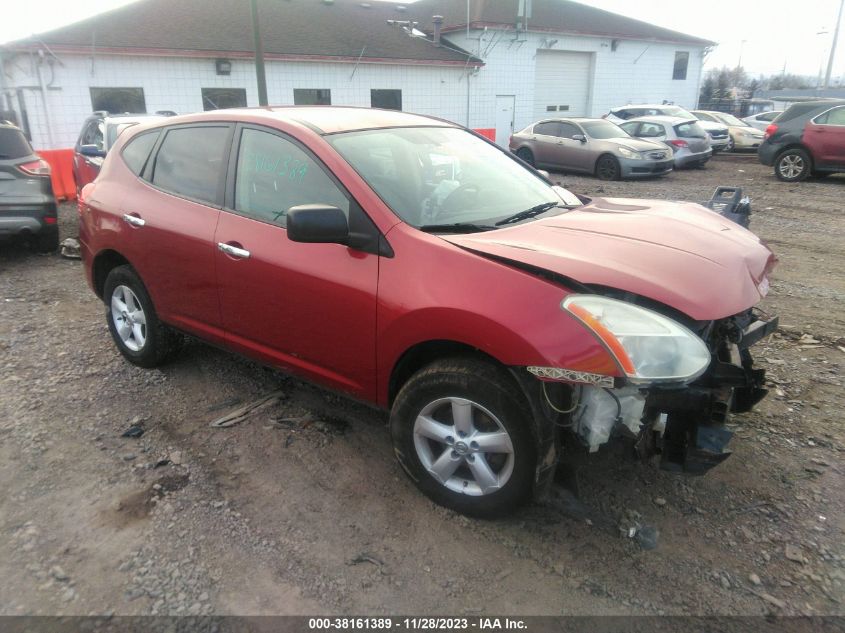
(217, 242, 251, 259)
(123, 213, 145, 227)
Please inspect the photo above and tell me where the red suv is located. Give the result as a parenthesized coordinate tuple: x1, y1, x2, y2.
(758, 99, 845, 181)
(79, 107, 778, 517)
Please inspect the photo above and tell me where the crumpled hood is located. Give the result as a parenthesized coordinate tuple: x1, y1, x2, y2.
(442, 197, 777, 321)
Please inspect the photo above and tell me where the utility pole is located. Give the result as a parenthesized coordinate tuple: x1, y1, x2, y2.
(824, 0, 845, 89)
(250, 0, 268, 106)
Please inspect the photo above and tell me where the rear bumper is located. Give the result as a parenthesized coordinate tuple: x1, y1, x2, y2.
(0, 202, 58, 238)
(619, 158, 674, 178)
(675, 148, 713, 168)
(757, 142, 780, 166)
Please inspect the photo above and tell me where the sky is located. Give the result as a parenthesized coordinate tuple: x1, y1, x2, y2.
(1, 0, 843, 80)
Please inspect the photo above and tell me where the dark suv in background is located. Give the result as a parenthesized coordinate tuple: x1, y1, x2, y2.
(0, 122, 58, 252)
(758, 100, 845, 181)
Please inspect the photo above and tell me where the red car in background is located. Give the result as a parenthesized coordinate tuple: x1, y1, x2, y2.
(79, 107, 777, 517)
(758, 99, 845, 181)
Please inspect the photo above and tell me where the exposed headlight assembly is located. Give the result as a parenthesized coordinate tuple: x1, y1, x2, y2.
(562, 295, 711, 384)
(616, 146, 643, 160)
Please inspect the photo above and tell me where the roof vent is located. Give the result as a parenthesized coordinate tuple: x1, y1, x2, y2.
(433, 15, 444, 47)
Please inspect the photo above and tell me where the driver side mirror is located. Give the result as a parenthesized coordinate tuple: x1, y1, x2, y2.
(287, 205, 349, 245)
(572, 134, 587, 143)
(79, 144, 105, 157)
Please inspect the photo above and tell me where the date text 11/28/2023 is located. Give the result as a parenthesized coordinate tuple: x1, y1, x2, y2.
(308, 617, 528, 630)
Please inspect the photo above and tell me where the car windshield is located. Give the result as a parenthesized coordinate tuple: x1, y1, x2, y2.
(715, 113, 748, 127)
(581, 120, 629, 139)
(662, 106, 694, 118)
(328, 127, 576, 230)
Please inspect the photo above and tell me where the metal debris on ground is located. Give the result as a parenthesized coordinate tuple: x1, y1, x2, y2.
(121, 425, 144, 438)
(209, 390, 286, 428)
(349, 553, 384, 567)
(59, 238, 81, 259)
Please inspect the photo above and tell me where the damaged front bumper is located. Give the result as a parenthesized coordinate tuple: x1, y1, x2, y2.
(567, 310, 778, 474)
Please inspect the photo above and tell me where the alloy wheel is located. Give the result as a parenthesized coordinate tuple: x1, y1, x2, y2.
(778, 154, 805, 179)
(110, 285, 147, 352)
(412, 396, 515, 496)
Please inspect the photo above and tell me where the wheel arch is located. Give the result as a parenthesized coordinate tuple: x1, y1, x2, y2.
(387, 339, 508, 408)
(92, 249, 133, 300)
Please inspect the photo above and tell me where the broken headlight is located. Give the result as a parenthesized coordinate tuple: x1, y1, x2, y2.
(562, 295, 710, 384)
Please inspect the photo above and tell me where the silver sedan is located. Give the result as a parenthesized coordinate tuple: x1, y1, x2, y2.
(620, 116, 712, 169)
(508, 118, 673, 181)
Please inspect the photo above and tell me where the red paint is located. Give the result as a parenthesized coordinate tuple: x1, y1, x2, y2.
(804, 118, 845, 165)
(79, 107, 773, 410)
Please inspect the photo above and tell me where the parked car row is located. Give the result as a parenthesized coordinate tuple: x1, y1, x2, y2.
(605, 104, 731, 153)
(509, 114, 713, 180)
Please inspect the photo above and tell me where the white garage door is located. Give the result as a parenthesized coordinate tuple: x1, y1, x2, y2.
(533, 50, 592, 121)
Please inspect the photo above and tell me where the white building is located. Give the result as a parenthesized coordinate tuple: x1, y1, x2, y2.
(0, 0, 713, 150)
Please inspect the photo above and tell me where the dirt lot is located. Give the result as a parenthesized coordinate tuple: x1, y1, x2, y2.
(0, 156, 843, 617)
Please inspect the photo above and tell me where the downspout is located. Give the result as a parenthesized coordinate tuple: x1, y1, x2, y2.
(0, 51, 9, 112)
(35, 50, 55, 148)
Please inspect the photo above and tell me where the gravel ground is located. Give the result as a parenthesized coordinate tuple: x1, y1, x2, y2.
(0, 156, 842, 617)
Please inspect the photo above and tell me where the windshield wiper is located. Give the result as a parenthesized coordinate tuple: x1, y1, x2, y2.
(495, 201, 562, 226)
(418, 222, 498, 234)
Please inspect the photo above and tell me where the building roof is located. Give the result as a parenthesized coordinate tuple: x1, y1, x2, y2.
(3, 0, 481, 66)
(406, 0, 715, 46)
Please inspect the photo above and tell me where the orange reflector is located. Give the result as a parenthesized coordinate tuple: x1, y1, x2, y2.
(566, 303, 636, 376)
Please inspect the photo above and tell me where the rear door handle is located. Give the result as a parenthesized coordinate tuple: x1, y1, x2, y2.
(218, 242, 251, 259)
(123, 213, 145, 227)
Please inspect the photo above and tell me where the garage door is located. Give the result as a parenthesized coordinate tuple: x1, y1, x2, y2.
(533, 50, 592, 121)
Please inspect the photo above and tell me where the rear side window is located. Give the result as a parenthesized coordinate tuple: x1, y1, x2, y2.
(533, 121, 561, 136)
(776, 103, 825, 123)
(815, 106, 845, 125)
(122, 131, 160, 176)
(151, 126, 229, 204)
(674, 121, 706, 138)
(638, 122, 665, 137)
(0, 127, 33, 159)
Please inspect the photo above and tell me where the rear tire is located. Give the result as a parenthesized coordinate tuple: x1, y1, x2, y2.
(774, 148, 811, 182)
(390, 357, 536, 518)
(595, 155, 621, 181)
(104, 265, 181, 368)
(515, 147, 535, 167)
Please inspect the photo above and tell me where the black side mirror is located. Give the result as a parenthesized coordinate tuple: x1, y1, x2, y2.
(572, 134, 587, 143)
(79, 144, 105, 157)
(287, 204, 349, 245)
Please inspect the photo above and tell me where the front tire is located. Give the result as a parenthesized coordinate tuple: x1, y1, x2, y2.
(104, 265, 181, 368)
(726, 136, 735, 152)
(390, 357, 536, 518)
(774, 148, 811, 182)
(595, 154, 621, 180)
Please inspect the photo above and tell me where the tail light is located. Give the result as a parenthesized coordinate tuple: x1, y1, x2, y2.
(18, 158, 51, 176)
(764, 123, 778, 140)
(668, 139, 689, 150)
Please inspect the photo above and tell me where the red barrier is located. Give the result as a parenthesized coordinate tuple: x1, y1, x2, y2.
(473, 128, 496, 142)
(37, 149, 77, 202)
